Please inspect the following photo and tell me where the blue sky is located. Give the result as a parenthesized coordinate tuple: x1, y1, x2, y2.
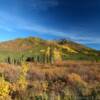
(0, 0, 100, 50)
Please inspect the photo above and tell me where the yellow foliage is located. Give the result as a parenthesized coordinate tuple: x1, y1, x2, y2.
(0, 77, 10, 97)
(53, 48, 62, 62)
(62, 45, 78, 53)
(40, 49, 45, 53)
(68, 73, 87, 86)
(21, 63, 29, 75)
(17, 63, 29, 90)
(17, 75, 28, 90)
(46, 47, 51, 56)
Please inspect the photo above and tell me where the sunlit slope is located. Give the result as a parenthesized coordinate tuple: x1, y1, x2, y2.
(0, 37, 99, 62)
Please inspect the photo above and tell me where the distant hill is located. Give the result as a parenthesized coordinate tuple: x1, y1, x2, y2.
(0, 37, 99, 63)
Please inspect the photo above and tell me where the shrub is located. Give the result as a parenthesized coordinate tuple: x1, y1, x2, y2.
(63, 86, 78, 100)
(0, 76, 10, 99)
(17, 63, 29, 90)
(67, 73, 90, 97)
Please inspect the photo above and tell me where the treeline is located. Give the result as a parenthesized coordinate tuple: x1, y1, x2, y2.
(5, 47, 62, 65)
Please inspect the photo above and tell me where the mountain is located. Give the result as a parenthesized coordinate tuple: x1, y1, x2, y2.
(0, 37, 99, 63)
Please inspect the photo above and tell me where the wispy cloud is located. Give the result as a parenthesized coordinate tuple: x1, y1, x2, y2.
(20, 24, 69, 37)
(0, 25, 14, 32)
(0, 11, 100, 45)
(71, 37, 100, 44)
(25, 0, 59, 11)
(18, 23, 100, 44)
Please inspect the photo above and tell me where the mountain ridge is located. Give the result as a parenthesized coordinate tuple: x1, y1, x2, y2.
(0, 36, 99, 62)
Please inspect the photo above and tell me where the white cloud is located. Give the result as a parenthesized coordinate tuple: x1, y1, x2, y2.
(0, 25, 14, 32)
(0, 11, 100, 45)
(20, 23, 100, 44)
(71, 36, 100, 44)
(26, 0, 59, 10)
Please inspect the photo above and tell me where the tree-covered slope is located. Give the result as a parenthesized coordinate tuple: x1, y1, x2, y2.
(0, 37, 99, 63)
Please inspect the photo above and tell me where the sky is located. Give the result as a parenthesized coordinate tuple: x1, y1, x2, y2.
(0, 0, 100, 50)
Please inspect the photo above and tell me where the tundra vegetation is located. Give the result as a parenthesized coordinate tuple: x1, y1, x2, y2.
(0, 37, 99, 100)
(0, 61, 99, 100)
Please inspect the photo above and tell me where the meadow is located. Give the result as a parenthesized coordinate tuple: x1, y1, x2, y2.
(0, 61, 99, 100)
(0, 37, 99, 100)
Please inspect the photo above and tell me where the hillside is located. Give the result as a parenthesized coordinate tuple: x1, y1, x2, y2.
(0, 37, 99, 100)
(0, 37, 99, 63)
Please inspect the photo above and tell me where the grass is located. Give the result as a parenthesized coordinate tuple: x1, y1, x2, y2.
(0, 37, 99, 99)
(0, 61, 99, 100)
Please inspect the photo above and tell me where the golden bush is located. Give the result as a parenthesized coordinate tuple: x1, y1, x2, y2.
(0, 76, 10, 98)
(17, 63, 29, 90)
(67, 73, 87, 86)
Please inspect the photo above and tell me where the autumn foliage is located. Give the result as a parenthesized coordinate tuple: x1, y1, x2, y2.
(0, 61, 99, 100)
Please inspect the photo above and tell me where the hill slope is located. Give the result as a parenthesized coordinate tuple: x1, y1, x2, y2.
(0, 37, 99, 62)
